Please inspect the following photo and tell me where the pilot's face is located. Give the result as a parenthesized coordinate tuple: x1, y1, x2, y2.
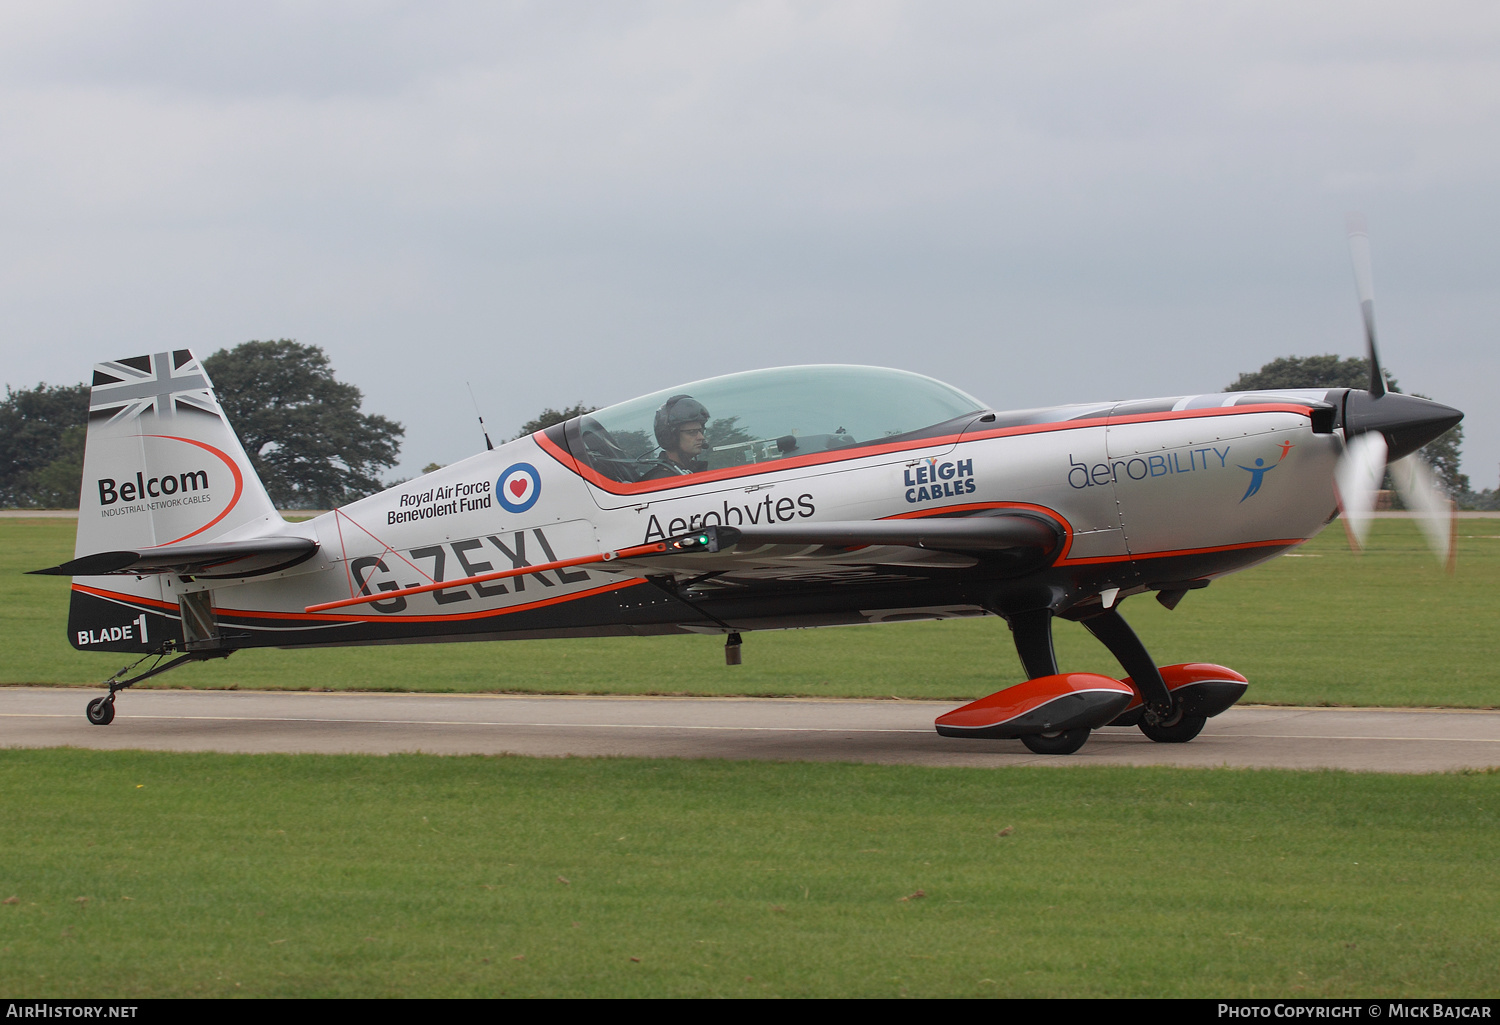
(676, 422, 706, 458)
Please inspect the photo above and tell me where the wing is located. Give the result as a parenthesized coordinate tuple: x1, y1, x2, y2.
(304, 512, 1063, 613)
(599, 514, 1062, 577)
(32, 537, 319, 579)
(662, 515, 1057, 552)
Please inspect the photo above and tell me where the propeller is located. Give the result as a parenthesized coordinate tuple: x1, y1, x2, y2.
(1333, 429, 1386, 551)
(1346, 214, 1387, 399)
(1332, 217, 1460, 568)
(1388, 453, 1457, 572)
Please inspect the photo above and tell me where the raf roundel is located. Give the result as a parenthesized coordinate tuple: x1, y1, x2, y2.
(497, 462, 541, 514)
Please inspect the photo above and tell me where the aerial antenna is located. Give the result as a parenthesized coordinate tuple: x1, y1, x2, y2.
(465, 382, 495, 451)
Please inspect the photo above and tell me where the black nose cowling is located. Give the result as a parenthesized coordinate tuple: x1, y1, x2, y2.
(1343, 390, 1464, 461)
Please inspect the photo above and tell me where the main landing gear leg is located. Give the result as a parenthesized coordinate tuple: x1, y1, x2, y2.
(1005, 609, 1091, 755)
(1006, 608, 1060, 679)
(84, 645, 229, 726)
(1079, 607, 1195, 736)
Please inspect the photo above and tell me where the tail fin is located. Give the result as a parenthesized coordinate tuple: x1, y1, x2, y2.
(75, 350, 280, 558)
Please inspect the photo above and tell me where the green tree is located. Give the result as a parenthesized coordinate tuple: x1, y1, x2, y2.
(1226, 354, 1467, 496)
(24, 425, 87, 508)
(0, 382, 89, 508)
(1224, 354, 1397, 393)
(205, 340, 404, 509)
(513, 404, 597, 440)
(1418, 421, 1469, 496)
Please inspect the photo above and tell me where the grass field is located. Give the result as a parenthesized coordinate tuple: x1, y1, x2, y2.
(5, 519, 1498, 999)
(5, 517, 1498, 706)
(1, 749, 1496, 998)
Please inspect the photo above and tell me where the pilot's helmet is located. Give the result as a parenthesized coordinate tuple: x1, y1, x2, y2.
(653, 394, 711, 450)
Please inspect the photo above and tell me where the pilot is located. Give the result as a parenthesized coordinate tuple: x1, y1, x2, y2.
(641, 394, 711, 479)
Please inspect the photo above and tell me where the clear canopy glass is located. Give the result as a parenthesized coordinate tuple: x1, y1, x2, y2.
(562, 365, 986, 484)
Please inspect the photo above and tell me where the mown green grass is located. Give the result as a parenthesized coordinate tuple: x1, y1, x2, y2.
(5, 517, 1498, 706)
(1, 749, 1495, 998)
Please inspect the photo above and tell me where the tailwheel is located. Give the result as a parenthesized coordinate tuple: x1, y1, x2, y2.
(85, 696, 115, 727)
(1021, 727, 1091, 755)
(1139, 710, 1205, 744)
(81, 644, 229, 726)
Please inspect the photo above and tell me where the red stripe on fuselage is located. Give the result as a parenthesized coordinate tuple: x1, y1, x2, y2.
(1059, 537, 1302, 565)
(72, 583, 179, 612)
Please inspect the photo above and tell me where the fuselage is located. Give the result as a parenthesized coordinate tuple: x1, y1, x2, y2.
(67, 370, 1350, 654)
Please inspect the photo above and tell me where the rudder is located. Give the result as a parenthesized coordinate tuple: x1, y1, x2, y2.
(75, 349, 280, 558)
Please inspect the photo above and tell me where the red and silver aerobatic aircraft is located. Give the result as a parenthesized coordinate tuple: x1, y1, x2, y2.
(38, 229, 1462, 754)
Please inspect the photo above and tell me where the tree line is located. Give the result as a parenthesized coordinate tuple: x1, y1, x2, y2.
(1, 341, 404, 510)
(1223, 354, 1486, 506)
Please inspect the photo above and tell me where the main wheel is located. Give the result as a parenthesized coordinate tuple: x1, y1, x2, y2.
(1139, 714, 1205, 744)
(1020, 728, 1090, 755)
(85, 697, 115, 726)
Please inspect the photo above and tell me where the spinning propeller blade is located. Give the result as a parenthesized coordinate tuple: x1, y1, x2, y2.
(1388, 453, 1458, 571)
(1333, 431, 1386, 552)
(1347, 214, 1386, 398)
(1332, 216, 1462, 566)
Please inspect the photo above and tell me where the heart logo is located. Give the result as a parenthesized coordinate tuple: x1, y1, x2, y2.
(496, 462, 541, 513)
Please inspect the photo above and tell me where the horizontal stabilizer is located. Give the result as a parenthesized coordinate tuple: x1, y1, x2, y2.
(33, 537, 317, 579)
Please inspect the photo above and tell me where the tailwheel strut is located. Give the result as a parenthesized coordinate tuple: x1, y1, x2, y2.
(84, 644, 229, 726)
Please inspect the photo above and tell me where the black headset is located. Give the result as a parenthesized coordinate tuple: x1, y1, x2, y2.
(653, 395, 711, 450)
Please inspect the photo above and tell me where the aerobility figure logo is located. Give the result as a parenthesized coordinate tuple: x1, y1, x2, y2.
(1238, 440, 1294, 502)
(498, 463, 541, 514)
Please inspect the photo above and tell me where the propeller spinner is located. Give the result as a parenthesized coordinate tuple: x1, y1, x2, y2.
(1333, 217, 1463, 565)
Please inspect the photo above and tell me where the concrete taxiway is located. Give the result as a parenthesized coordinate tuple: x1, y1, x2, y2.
(2, 687, 1497, 772)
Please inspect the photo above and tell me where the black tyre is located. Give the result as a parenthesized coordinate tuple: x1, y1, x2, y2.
(1020, 728, 1090, 755)
(1139, 714, 1205, 744)
(85, 697, 115, 726)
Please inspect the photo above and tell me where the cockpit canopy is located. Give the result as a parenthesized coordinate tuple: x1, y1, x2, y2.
(560, 365, 986, 484)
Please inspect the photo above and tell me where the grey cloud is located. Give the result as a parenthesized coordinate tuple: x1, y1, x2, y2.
(0, 0, 1495, 484)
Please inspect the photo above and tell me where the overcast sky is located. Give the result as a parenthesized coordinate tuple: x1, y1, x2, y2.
(2, 1, 1496, 487)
